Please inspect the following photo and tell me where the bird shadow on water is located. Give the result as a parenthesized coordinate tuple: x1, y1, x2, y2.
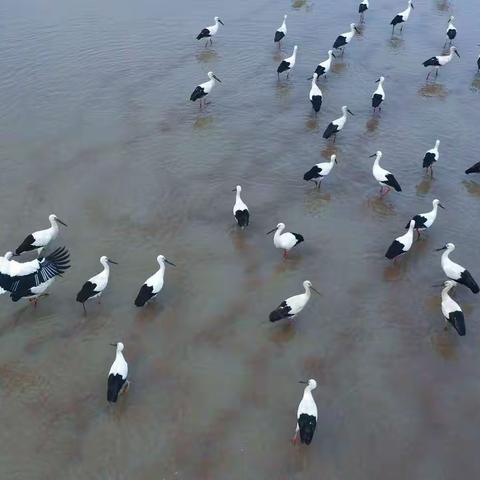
(268, 321, 297, 345)
(195, 49, 219, 64)
(435, 0, 450, 12)
(365, 116, 380, 134)
(416, 175, 434, 195)
(383, 258, 409, 282)
(193, 114, 214, 129)
(365, 195, 396, 217)
(418, 82, 448, 98)
(276, 81, 292, 97)
(331, 61, 347, 74)
(470, 74, 480, 92)
(388, 36, 404, 50)
(305, 116, 319, 131)
(321, 145, 337, 159)
(429, 330, 458, 360)
(291, 0, 313, 11)
(303, 187, 332, 214)
(462, 179, 480, 197)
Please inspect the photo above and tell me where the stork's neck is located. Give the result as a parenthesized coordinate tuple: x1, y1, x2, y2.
(236, 190, 242, 202)
(374, 154, 382, 166)
(441, 283, 454, 298)
(304, 285, 312, 299)
(274, 226, 285, 239)
(100, 259, 110, 273)
(442, 248, 453, 262)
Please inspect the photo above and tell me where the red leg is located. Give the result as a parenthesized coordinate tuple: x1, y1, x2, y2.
(283, 250, 288, 259)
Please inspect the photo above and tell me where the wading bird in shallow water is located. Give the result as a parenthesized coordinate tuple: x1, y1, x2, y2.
(274, 14, 287, 45)
(14, 213, 67, 257)
(385, 221, 415, 261)
(190, 72, 222, 108)
(312, 50, 336, 79)
(292, 379, 318, 445)
(370, 151, 402, 195)
(277, 45, 298, 78)
(0, 247, 70, 305)
(422, 140, 440, 176)
(308, 73, 323, 113)
(433, 280, 466, 336)
(390, 0, 414, 33)
(76, 256, 118, 313)
(196, 16, 224, 46)
(303, 154, 337, 188)
(405, 199, 444, 238)
(423, 46, 460, 81)
(359, 0, 369, 23)
(323, 106, 354, 143)
(134, 255, 175, 307)
(436, 243, 479, 293)
(332, 23, 359, 54)
(269, 280, 320, 322)
(266, 223, 304, 258)
(371, 76, 385, 112)
(445, 16, 456, 46)
(232, 185, 249, 228)
(107, 342, 129, 403)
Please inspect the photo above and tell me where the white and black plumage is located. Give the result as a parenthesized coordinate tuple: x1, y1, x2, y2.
(390, 0, 414, 32)
(274, 14, 287, 44)
(385, 221, 415, 260)
(107, 342, 129, 403)
(313, 50, 336, 78)
(277, 45, 298, 78)
(292, 379, 318, 445)
(14, 213, 67, 257)
(439, 280, 466, 336)
(423, 46, 460, 81)
(190, 71, 222, 107)
(370, 150, 402, 195)
(445, 16, 457, 45)
(269, 280, 319, 323)
(233, 185, 249, 228)
(422, 139, 440, 175)
(134, 255, 175, 307)
(266, 223, 304, 258)
(477, 50, 480, 72)
(406, 199, 444, 237)
(0, 247, 70, 304)
(303, 154, 337, 188)
(371, 76, 385, 111)
(465, 161, 480, 174)
(76, 256, 118, 313)
(332, 23, 359, 53)
(323, 105, 354, 142)
(359, 0, 369, 22)
(196, 16, 224, 46)
(436, 243, 479, 294)
(309, 73, 323, 113)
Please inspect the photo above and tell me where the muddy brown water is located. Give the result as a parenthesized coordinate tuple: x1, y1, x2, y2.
(1, 0, 480, 478)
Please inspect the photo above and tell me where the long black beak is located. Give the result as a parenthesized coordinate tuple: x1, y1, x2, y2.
(354, 27, 360, 33)
(266, 228, 277, 235)
(334, 158, 338, 164)
(218, 19, 224, 25)
(332, 52, 336, 58)
(455, 50, 460, 58)
(347, 109, 354, 115)
(411, 3, 414, 9)
(298, 380, 308, 384)
(232, 188, 236, 192)
(165, 259, 176, 267)
(311, 286, 321, 295)
(369, 153, 377, 157)
(375, 78, 380, 83)
(109, 343, 117, 347)
(435, 246, 447, 251)
(439, 203, 445, 210)
(108, 259, 118, 265)
(213, 74, 222, 83)
(307, 75, 313, 80)
(57, 218, 68, 227)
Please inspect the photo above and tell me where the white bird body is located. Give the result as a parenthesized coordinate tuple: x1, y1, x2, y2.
(269, 280, 319, 322)
(440, 280, 466, 336)
(385, 221, 415, 260)
(323, 105, 353, 141)
(87, 263, 110, 299)
(277, 45, 298, 76)
(371, 151, 401, 193)
(359, 0, 369, 14)
(408, 199, 443, 232)
(293, 379, 318, 445)
(334, 23, 357, 48)
(0, 253, 41, 277)
(434, 48, 457, 66)
(309, 74, 323, 112)
(314, 50, 335, 77)
(303, 154, 337, 186)
(268, 223, 304, 257)
(399, 1, 413, 21)
(446, 16, 456, 40)
(107, 342, 129, 403)
(371, 76, 385, 109)
(233, 185, 249, 227)
(423, 47, 460, 80)
(196, 16, 224, 44)
(274, 14, 287, 43)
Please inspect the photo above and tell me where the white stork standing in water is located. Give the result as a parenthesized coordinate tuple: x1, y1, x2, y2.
(266, 223, 304, 258)
(292, 379, 318, 445)
(435, 280, 466, 336)
(232, 185, 249, 228)
(312, 50, 336, 79)
(422, 139, 440, 176)
(390, 0, 414, 33)
(436, 243, 479, 294)
(322, 106, 354, 143)
(406, 199, 444, 238)
(76, 256, 118, 313)
(423, 46, 460, 81)
(371, 76, 385, 112)
(309, 74, 323, 113)
(332, 23, 359, 54)
(359, 0, 369, 23)
(274, 14, 287, 45)
(14, 213, 67, 257)
(385, 221, 415, 261)
(370, 150, 402, 196)
(190, 72, 222, 108)
(107, 342, 129, 403)
(445, 16, 457, 46)
(277, 45, 298, 78)
(303, 154, 337, 188)
(196, 16, 224, 46)
(269, 280, 320, 322)
(0, 247, 70, 305)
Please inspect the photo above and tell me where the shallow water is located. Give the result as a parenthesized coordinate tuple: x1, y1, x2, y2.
(1, 0, 480, 478)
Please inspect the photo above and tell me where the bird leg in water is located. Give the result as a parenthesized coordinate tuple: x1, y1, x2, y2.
(82, 303, 87, 314)
(332, 134, 337, 144)
(416, 229, 421, 239)
(283, 250, 288, 259)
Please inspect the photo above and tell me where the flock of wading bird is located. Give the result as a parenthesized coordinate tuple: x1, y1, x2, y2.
(1, 0, 480, 446)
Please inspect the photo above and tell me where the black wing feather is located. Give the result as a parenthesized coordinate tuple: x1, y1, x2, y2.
(372, 93, 383, 108)
(385, 240, 405, 259)
(274, 31, 285, 43)
(234, 210, 249, 227)
(269, 300, 293, 322)
(390, 14, 403, 26)
(465, 162, 480, 174)
(422, 152, 436, 168)
(76, 281, 97, 303)
(458, 270, 479, 294)
(333, 35, 346, 49)
(314, 65, 326, 76)
(406, 215, 427, 229)
(323, 122, 338, 139)
(423, 57, 441, 67)
(15, 234, 36, 255)
(196, 28, 210, 40)
(134, 283, 154, 307)
(310, 95, 322, 112)
(190, 86, 206, 102)
(304, 165, 322, 181)
(298, 413, 317, 445)
(107, 373, 126, 402)
(277, 60, 290, 73)
(448, 311, 466, 336)
(383, 174, 402, 192)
